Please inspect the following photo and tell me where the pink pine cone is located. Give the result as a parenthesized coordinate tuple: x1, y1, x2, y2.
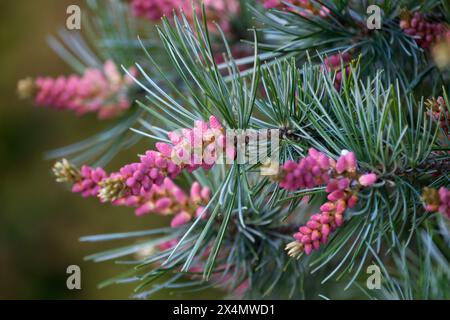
(33, 60, 136, 119)
(400, 12, 450, 49)
(130, 0, 239, 32)
(99, 116, 225, 203)
(283, 149, 378, 257)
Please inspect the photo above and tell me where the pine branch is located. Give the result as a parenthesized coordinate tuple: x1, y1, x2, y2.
(40, 1, 450, 299)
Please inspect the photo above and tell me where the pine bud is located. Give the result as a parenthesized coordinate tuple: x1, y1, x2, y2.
(98, 175, 127, 202)
(52, 159, 81, 183)
(17, 77, 37, 99)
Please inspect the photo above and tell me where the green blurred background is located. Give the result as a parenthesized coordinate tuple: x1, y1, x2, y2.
(0, 1, 220, 300)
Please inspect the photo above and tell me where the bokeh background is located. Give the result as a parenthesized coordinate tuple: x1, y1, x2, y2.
(0, 1, 220, 299)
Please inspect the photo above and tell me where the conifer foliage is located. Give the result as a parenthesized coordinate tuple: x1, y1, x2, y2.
(19, 0, 450, 299)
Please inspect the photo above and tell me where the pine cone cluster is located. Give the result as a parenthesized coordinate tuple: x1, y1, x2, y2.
(400, 12, 450, 49)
